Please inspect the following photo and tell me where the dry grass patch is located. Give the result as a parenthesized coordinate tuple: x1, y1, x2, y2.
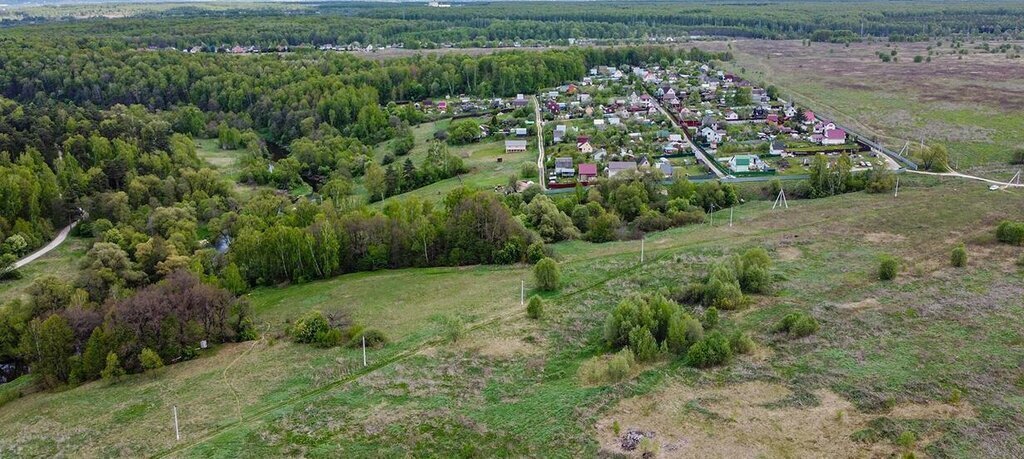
(596, 380, 976, 458)
(864, 232, 907, 244)
(838, 297, 882, 312)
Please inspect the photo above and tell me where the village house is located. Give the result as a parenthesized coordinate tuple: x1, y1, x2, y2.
(505, 140, 528, 153)
(821, 127, 847, 145)
(770, 140, 786, 156)
(577, 141, 594, 154)
(578, 163, 598, 182)
(728, 154, 763, 173)
(554, 157, 575, 177)
(553, 125, 567, 143)
(607, 161, 637, 178)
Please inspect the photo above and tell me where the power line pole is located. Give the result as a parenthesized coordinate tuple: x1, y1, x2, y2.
(173, 406, 180, 441)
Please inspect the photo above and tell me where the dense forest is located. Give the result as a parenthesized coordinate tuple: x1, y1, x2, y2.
(4, 1, 1022, 47)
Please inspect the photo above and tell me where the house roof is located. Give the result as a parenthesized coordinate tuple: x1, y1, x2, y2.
(608, 161, 637, 172)
(555, 157, 573, 168)
(578, 163, 598, 175)
(505, 140, 528, 148)
(824, 128, 846, 140)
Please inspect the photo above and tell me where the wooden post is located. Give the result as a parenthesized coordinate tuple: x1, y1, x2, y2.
(173, 406, 180, 441)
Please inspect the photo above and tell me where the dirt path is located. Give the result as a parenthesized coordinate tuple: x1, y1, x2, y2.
(532, 95, 547, 190)
(11, 220, 78, 269)
(908, 169, 1024, 188)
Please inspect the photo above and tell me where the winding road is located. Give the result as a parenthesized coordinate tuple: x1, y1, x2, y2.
(11, 220, 78, 270)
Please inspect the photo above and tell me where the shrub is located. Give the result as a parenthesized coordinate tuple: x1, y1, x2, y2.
(775, 311, 820, 338)
(139, 348, 164, 371)
(526, 242, 547, 263)
(665, 311, 703, 354)
(520, 161, 539, 179)
(349, 328, 388, 348)
(729, 331, 755, 355)
(996, 221, 1024, 245)
(950, 244, 967, 268)
(1010, 147, 1024, 165)
(685, 331, 732, 368)
(628, 326, 659, 362)
(878, 255, 899, 281)
(703, 307, 719, 330)
(101, 352, 125, 382)
(534, 257, 561, 291)
(526, 295, 544, 319)
(316, 328, 345, 348)
(578, 348, 635, 385)
(291, 310, 331, 344)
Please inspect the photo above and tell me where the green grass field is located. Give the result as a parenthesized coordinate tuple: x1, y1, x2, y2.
(3, 175, 1023, 457)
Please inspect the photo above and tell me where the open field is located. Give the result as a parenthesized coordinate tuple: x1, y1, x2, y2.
(721, 39, 1024, 174)
(3, 176, 1024, 457)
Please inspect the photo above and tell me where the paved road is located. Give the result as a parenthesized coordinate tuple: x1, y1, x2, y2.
(531, 95, 546, 190)
(12, 220, 78, 269)
(648, 94, 726, 179)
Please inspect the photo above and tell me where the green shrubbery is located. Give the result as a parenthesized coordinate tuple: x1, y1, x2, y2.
(951, 244, 967, 267)
(534, 257, 561, 291)
(578, 348, 636, 385)
(685, 331, 733, 368)
(774, 311, 820, 338)
(878, 255, 899, 280)
(290, 310, 387, 348)
(677, 247, 773, 310)
(996, 221, 1024, 245)
(139, 348, 164, 372)
(527, 295, 544, 319)
(603, 294, 749, 368)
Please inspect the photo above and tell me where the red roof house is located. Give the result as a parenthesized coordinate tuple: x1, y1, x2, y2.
(578, 163, 598, 181)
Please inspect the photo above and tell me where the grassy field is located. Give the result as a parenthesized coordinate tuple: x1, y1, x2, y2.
(3, 175, 1024, 457)
(719, 39, 1024, 175)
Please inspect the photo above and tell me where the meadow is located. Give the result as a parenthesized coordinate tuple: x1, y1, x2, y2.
(2, 175, 1023, 457)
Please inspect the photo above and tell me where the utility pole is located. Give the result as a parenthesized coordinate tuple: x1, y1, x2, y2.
(173, 406, 180, 441)
(362, 336, 367, 367)
(894, 176, 900, 197)
(520, 280, 525, 305)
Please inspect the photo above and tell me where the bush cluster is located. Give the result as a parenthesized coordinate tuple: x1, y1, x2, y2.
(534, 257, 561, 291)
(997, 221, 1024, 245)
(774, 311, 820, 338)
(603, 294, 752, 368)
(578, 348, 636, 385)
(526, 295, 544, 319)
(290, 310, 387, 349)
(676, 247, 773, 310)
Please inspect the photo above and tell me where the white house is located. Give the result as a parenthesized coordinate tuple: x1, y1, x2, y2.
(822, 128, 847, 146)
(577, 141, 594, 154)
(701, 126, 724, 144)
